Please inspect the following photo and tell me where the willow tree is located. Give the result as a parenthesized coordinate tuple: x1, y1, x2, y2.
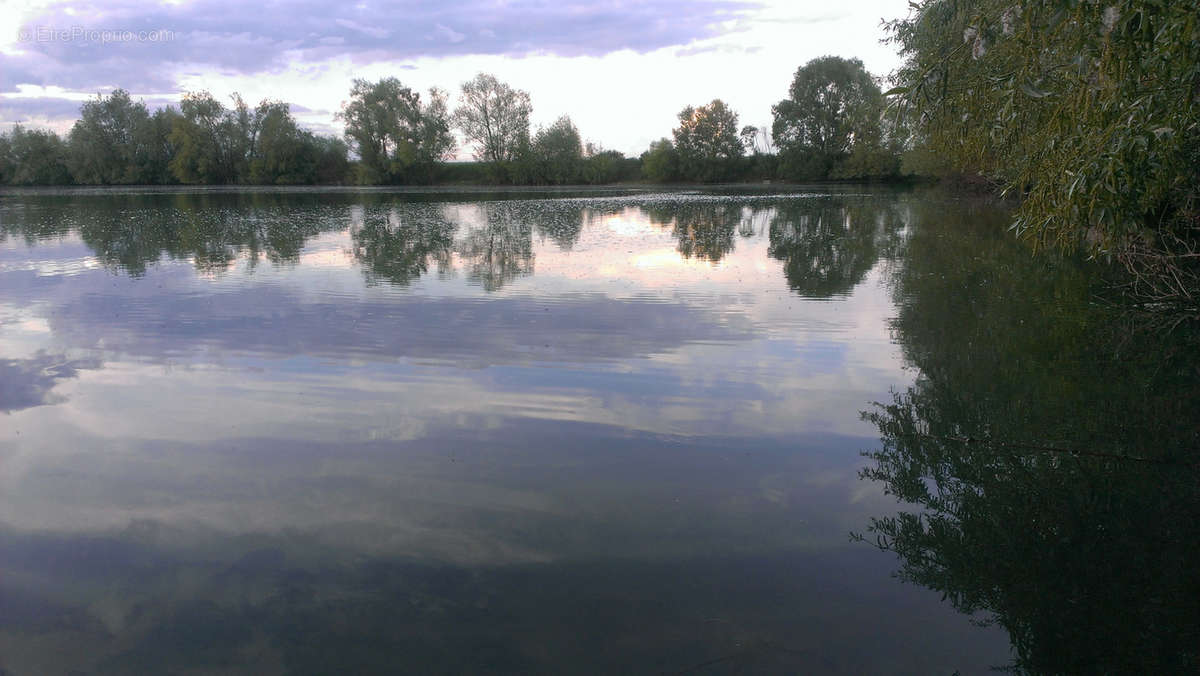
(340, 78, 455, 184)
(886, 0, 1200, 310)
(453, 73, 532, 182)
(66, 89, 150, 184)
(64, 90, 176, 185)
(3, 125, 71, 185)
(169, 91, 235, 183)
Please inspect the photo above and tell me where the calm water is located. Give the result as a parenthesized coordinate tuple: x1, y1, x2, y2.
(1, 186, 1196, 674)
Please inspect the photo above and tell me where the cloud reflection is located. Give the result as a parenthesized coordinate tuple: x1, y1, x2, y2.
(0, 352, 101, 412)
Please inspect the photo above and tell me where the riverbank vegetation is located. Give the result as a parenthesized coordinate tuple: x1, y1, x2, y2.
(886, 0, 1198, 313)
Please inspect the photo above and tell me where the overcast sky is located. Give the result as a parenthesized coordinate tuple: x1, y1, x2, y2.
(1, 0, 909, 157)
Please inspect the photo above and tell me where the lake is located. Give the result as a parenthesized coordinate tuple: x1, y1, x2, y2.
(1, 186, 1196, 674)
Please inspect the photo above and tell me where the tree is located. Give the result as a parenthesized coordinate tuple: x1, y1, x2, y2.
(746, 124, 776, 155)
(886, 0, 1200, 312)
(641, 138, 679, 182)
(129, 107, 180, 184)
(672, 99, 743, 182)
(310, 135, 351, 185)
(0, 132, 12, 184)
(66, 89, 151, 184)
(69, 92, 175, 183)
(167, 92, 347, 185)
(6, 125, 72, 185)
(249, 101, 313, 184)
(453, 73, 532, 182)
(169, 91, 235, 184)
(532, 115, 583, 184)
(739, 125, 759, 154)
(417, 88, 456, 179)
(225, 94, 259, 181)
(340, 78, 454, 184)
(581, 149, 629, 184)
(772, 56, 886, 180)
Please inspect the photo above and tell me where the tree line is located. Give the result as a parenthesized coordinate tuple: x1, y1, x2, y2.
(0, 58, 908, 187)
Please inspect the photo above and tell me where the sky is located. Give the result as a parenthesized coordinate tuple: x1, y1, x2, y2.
(0, 0, 909, 157)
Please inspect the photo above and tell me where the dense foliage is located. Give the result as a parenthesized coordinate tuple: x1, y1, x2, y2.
(67, 89, 165, 184)
(0, 124, 72, 185)
(887, 0, 1200, 307)
(340, 78, 454, 184)
(530, 116, 584, 185)
(639, 138, 679, 182)
(671, 99, 744, 182)
(772, 56, 900, 180)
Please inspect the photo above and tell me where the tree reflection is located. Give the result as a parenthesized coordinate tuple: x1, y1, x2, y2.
(768, 197, 899, 298)
(645, 201, 748, 263)
(0, 192, 339, 276)
(83, 205, 325, 276)
(858, 198, 1200, 673)
(532, 202, 588, 251)
(350, 205, 455, 286)
(455, 203, 535, 291)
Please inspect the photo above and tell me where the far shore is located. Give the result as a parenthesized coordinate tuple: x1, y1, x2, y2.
(0, 180, 922, 195)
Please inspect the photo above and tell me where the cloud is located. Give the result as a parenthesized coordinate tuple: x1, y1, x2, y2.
(4, 0, 759, 96)
(0, 91, 180, 130)
(434, 23, 466, 44)
(0, 96, 85, 126)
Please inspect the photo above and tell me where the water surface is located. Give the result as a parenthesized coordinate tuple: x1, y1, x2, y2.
(1, 186, 1194, 674)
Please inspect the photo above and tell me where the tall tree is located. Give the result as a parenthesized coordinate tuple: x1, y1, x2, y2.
(340, 78, 454, 184)
(416, 87, 456, 180)
(532, 115, 583, 184)
(0, 131, 12, 184)
(129, 106, 180, 184)
(772, 56, 885, 180)
(66, 89, 151, 184)
(672, 99, 743, 182)
(225, 94, 259, 181)
(453, 73, 532, 182)
(169, 91, 234, 184)
(249, 101, 312, 184)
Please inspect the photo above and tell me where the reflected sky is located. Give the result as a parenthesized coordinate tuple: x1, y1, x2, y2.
(0, 187, 1009, 674)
